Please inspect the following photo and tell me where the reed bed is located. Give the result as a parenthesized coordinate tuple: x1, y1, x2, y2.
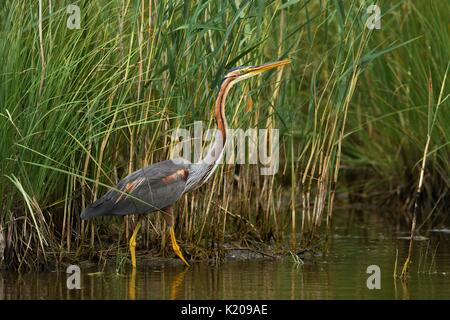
(0, 0, 448, 269)
(343, 1, 449, 226)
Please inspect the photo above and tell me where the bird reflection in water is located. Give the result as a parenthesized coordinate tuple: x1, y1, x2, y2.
(127, 267, 188, 300)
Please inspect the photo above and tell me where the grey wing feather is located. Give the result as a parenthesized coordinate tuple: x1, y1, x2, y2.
(80, 159, 190, 219)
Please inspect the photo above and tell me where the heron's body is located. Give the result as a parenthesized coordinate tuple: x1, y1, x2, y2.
(81, 159, 191, 219)
(80, 59, 289, 267)
(80, 157, 222, 218)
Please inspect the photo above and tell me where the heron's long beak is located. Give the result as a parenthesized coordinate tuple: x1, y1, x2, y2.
(248, 59, 290, 76)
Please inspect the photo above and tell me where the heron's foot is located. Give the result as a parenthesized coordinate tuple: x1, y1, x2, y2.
(169, 226, 190, 267)
(129, 221, 142, 269)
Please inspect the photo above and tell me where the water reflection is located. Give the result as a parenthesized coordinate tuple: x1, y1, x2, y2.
(0, 233, 449, 299)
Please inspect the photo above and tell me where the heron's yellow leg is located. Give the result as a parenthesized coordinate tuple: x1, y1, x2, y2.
(169, 226, 190, 267)
(129, 221, 142, 269)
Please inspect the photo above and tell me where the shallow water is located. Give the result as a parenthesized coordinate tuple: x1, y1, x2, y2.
(1, 218, 449, 299)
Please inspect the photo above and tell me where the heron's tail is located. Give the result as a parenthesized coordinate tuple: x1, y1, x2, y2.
(80, 195, 113, 220)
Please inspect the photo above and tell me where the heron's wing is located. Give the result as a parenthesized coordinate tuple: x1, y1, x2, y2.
(80, 160, 190, 219)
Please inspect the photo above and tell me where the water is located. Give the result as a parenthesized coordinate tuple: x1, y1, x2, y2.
(1, 219, 449, 299)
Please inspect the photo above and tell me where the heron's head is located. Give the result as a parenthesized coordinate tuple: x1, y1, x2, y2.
(224, 59, 290, 83)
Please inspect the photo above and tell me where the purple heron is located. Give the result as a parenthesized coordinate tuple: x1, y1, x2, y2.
(80, 59, 290, 268)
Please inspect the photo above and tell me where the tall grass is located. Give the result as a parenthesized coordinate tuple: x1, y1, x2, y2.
(343, 1, 449, 225)
(0, 0, 447, 269)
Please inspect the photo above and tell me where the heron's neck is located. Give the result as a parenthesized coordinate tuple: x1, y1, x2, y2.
(202, 77, 234, 166)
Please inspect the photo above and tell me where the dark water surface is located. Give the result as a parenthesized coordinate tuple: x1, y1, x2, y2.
(1, 222, 449, 299)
